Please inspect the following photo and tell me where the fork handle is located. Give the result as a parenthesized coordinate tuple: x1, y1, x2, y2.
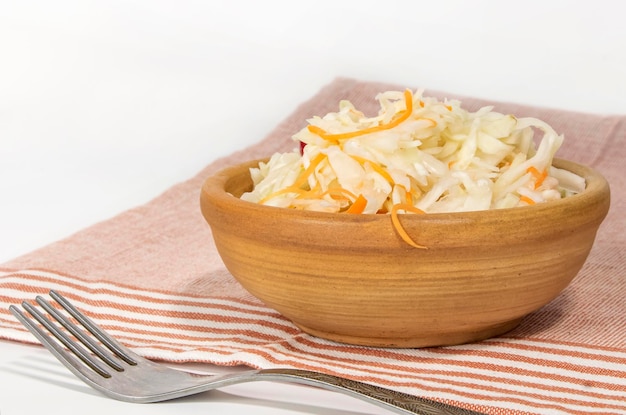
(252, 368, 486, 415)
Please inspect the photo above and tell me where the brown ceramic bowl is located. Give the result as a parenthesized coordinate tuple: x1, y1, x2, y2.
(200, 158, 610, 348)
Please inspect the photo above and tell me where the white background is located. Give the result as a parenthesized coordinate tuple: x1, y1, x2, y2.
(1, 1, 625, 414)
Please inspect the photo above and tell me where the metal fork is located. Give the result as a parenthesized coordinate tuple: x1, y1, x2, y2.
(9, 290, 486, 415)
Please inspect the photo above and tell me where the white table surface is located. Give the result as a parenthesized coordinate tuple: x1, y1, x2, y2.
(1, 1, 625, 414)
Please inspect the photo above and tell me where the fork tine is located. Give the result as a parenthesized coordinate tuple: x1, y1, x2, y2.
(48, 290, 137, 366)
(9, 302, 112, 378)
(35, 295, 126, 372)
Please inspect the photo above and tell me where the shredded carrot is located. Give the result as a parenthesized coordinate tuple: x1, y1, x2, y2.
(527, 166, 548, 189)
(293, 153, 326, 188)
(350, 155, 395, 185)
(393, 184, 413, 205)
(306, 124, 328, 140)
(320, 187, 358, 202)
(519, 195, 536, 205)
(307, 89, 413, 141)
(297, 181, 323, 200)
(259, 154, 326, 204)
(445, 105, 453, 111)
(419, 100, 425, 108)
(346, 194, 368, 214)
(390, 204, 427, 249)
(258, 185, 304, 204)
(403, 186, 413, 205)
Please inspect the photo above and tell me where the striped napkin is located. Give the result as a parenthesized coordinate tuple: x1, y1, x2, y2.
(1, 78, 624, 415)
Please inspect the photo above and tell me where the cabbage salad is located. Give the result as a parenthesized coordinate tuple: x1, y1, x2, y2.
(241, 89, 585, 247)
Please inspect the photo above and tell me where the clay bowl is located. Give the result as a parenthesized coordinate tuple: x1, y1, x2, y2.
(200, 158, 610, 348)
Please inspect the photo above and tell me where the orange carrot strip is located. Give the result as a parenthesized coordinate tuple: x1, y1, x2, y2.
(306, 124, 328, 138)
(292, 153, 326, 188)
(392, 203, 426, 215)
(520, 195, 536, 205)
(390, 203, 427, 249)
(404, 187, 413, 205)
(320, 187, 358, 202)
(307, 89, 413, 141)
(394, 184, 413, 205)
(258, 186, 304, 204)
(350, 155, 395, 185)
(297, 181, 323, 199)
(259, 154, 326, 204)
(345, 194, 368, 214)
(527, 166, 548, 189)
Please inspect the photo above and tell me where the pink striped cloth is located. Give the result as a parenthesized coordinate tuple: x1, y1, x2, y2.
(1, 78, 624, 414)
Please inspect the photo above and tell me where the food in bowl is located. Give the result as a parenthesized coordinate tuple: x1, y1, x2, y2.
(240, 89, 586, 248)
(200, 89, 610, 348)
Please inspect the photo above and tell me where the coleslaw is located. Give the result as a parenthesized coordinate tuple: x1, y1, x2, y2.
(241, 89, 585, 247)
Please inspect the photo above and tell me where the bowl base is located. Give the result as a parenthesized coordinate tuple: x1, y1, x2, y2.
(293, 318, 524, 348)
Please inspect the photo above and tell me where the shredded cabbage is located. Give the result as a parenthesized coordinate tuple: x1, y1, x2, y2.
(241, 89, 585, 217)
